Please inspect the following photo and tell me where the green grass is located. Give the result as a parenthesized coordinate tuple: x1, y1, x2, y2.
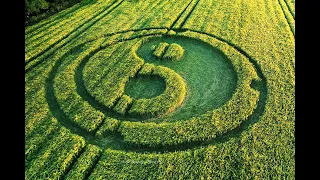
(125, 75, 165, 99)
(65, 144, 102, 180)
(137, 36, 237, 122)
(152, 42, 185, 61)
(25, 0, 295, 179)
(127, 64, 187, 118)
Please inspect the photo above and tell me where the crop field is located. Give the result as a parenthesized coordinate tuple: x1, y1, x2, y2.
(25, 0, 295, 179)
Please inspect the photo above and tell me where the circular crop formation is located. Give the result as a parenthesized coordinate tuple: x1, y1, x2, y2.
(25, 0, 295, 177)
(48, 29, 265, 149)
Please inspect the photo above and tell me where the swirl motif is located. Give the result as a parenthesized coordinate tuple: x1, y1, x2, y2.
(46, 29, 266, 151)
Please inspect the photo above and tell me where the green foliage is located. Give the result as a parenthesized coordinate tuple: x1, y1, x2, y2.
(65, 144, 102, 180)
(25, 0, 122, 62)
(153, 42, 169, 59)
(88, 44, 144, 108)
(153, 42, 184, 61)
(25, 0, 294, 178)
(183, 0, 295, 178)
(128, 65, 186, 117)
(25, 0, 83, 26)
(162, 43, 184, 61)
(119, 32, 259, 147)
(25, 122, 59, 162)
(278, 0, 295, 35)
(25, 0, 49, 14)
(167, 30, 177, 36)
(25, 127, 85, 179)
(284, 0, 295, 18)
(88, 149, 160, 179)
(136, 35, 238, 122)
(53, 40, 105, 132)
(95, 117, 120, 137)
(138, 63, 155, 75)
(113, 95, 133, 115)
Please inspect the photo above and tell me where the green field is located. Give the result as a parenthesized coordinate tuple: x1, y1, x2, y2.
(25, 0, 295, 179)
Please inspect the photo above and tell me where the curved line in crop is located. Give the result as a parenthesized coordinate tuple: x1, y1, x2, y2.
(45, 29, 267, 153)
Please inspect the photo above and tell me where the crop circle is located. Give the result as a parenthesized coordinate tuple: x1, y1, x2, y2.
(46, 29, 264, 150)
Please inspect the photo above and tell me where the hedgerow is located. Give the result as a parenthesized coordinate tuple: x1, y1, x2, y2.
(25, 0, 84, 27)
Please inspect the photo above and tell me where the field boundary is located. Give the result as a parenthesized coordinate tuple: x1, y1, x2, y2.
(25, 0, 125, 71)
(25, 0, 99, 47)
(26, 0, 121, 63)
(26, 0, 95, 35)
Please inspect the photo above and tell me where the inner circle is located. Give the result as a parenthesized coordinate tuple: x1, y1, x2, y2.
(82, 35, 237, 122)
(136, 36, 238, 122)
(124, 74, 166, 99)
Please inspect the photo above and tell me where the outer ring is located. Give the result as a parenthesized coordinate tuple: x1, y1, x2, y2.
(46, 28, 267, 153)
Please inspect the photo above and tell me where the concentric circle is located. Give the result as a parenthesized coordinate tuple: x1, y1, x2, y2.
(47, 29, 266, 151)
